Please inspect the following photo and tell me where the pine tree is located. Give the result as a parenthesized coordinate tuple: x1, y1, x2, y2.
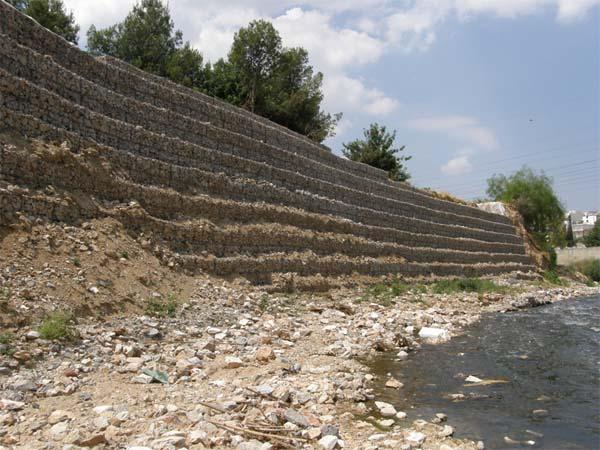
(342, 123, 411, 182)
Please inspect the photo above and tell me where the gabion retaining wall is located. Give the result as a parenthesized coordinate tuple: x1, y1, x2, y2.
(0, 0, 538, 281)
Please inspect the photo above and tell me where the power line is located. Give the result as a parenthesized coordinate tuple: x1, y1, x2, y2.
(448, 166, 600, 194)
(481, 141, 598, 165)
(416, 153, 599, 189)
(454, 173, 599, 197)
(415, 140, 599, 185)
(428, 159, 599, 192)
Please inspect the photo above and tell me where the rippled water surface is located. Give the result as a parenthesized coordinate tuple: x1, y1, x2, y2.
(368, 296, 600, 449)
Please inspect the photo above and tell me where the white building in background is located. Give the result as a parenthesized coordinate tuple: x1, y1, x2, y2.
(565, 210, 598, 240)
(582, 212, 597, 225)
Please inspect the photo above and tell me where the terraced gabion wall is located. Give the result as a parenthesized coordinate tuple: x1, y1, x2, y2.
(0, 2, 515, 224)
(0, 0, 538, 281)
(0, 76, 518, 243)
(0, 44, 515, 236)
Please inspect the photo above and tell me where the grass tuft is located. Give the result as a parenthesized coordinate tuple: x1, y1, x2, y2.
(258, 294, 270, 312)
(567, 259, 600, 284)
(145, 293, 177, 318)
(356, 278, 426, 306)
(0, 332, 14, 356)
(432, 278, 508, 294)
(38, 311, 77, 340)
(0, 332, 12, 345)
(541, 270, 569, 286)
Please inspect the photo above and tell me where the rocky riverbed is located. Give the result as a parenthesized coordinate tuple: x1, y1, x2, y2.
(1, 269, 598, 450)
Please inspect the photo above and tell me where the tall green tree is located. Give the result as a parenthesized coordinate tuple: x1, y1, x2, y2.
(209, 20, 340, 142)
(87, 0, 192, 79)
(203, 58, 244, 106)
(342, 123, 411, 182)
(583, 220, 600, 247)
(264, 47, 340, 142)
(10, 0, 79, 44)
(228, 20, 282, 113)
(164, 43, 206, 89)
(486, 167, 565, 248)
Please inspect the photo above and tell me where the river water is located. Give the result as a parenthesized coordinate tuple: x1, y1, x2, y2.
(368, 296, 600, 449)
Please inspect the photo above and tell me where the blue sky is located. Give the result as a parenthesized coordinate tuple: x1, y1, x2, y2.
(64, 0, 599, 210)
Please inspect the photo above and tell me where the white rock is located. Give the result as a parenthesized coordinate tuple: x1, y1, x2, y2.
(48, 410, 71, 424)
(256, 385, 274, 396)
(93, 405, 114, 414)
(477, 201, 507, 216)
(439, 425, 454, 437)
(224, 356, 243, 369)
(25, 331, 40, 340)
(131, 373, 153, 384)
(319, 435, 338, 450)
(188, 430, 207, 444)
(379, 419, 395, 427)
(396, 411, 407, 419)
(418, 327, 450, 343)
(465, 375, 482, 383)
(397, 350, 409, 360)
(375, 401, 397, 417)
(237, 441, 273, 450)
(307, 427, 322, 439)
(368, 434, 386, 441)
(50, 421, 69, 439)
(385, 378, 403, 389)
(0, 399, 25, 410)
(93, 416, 110, 430)
(406, 431, 426, 446)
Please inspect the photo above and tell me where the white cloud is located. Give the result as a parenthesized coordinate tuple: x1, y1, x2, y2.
(63, 0, 136, 36)
(62, 0, 598, 118)
(323, 75, 399, 115)
(453, 0, 548, 19)
(187, 7, 260, 62)
(333, 117, 354, 138)
(441, 154, 472, 175)
(273, 8, 384, 71)
(383, 0, 599, 50)
(385, 3, 444, 51)
(557, 0, 600, 22)
(406, 115, 499, 150)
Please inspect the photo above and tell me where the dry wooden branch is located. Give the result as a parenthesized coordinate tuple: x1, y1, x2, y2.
(207, 419, 308, 447)
(197, 400, 227, 413)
